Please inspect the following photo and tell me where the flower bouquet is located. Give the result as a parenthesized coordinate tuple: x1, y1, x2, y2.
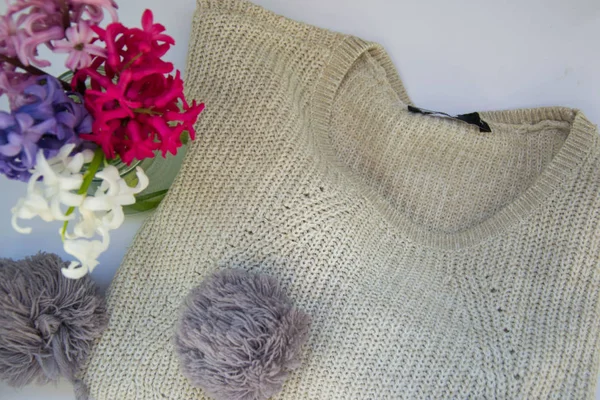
(0, 1, 204, 279)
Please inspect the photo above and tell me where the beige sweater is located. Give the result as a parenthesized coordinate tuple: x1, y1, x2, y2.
(82, 0, 600, 398)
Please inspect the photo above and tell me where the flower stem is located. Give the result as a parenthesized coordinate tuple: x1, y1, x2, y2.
(133, 108, 161, 116)
(58, 0, 71, 31)
(76, 77, 87, 96)
(0, 55, 72, 91)
(121, 52, 143, 71)
(60, 148, 105, 241)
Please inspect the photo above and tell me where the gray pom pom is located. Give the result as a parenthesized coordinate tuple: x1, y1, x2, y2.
(175, 269, 311, 400)
(0, 253, 108, 388)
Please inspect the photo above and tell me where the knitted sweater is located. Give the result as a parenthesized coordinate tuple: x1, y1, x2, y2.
(81, 0, 600, 398)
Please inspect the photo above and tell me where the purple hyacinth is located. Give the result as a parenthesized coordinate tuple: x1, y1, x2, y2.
(55, 92, 93, 138)
(0, 75, 94, 182)
(17, 75, 72, 120)
(0, 112, 56, 166)
(0, 113, 33, 181)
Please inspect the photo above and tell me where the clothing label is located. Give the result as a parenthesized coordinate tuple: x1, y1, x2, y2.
(407, 105, 492, 133)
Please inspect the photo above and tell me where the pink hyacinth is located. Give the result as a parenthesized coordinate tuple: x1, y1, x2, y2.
(0, 0, 119, 68)
(0, 1, 65, 67)
(8, 0, 118, 23)
(70, 0, 119, 24)
(75, 10, 204, 164)
(0, 14, 26, 60)
(54, 21, 106, 71)
(6, 1, 58, 15)
(0, 62, 36, 110)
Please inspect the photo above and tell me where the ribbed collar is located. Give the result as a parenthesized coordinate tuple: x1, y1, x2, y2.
(311, 36, 598, 250)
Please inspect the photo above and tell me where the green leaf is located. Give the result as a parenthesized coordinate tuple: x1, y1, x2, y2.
(123, 189, 169, 213)
(180, 130, 190, 145)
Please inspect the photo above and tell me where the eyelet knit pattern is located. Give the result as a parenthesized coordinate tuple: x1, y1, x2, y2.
(80, 1, 600, 398)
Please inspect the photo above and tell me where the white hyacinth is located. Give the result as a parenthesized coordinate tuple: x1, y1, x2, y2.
(11, 144, 149, 279)
(62, 164, 149, 279)
(11, 144, 93, 233)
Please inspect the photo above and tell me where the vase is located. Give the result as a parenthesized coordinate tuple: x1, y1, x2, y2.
(86, 148, 188, 214)
(59, 71, 188, 214)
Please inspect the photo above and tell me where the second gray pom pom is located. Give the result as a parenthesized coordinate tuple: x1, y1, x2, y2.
(175, 269, 311, 400)
(0, 253, 107, 389)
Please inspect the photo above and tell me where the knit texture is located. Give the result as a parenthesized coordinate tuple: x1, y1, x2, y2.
(80, 0, 600, 398)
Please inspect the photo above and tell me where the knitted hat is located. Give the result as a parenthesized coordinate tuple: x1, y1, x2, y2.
(81, 0, 600, 398)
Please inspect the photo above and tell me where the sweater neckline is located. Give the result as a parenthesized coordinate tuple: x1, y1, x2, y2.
(311, 36, 598, 250)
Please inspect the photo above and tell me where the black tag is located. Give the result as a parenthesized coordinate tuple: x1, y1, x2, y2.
(407, 105, 492, 133)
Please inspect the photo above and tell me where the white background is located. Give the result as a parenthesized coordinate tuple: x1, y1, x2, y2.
(1, 0, 599, 398)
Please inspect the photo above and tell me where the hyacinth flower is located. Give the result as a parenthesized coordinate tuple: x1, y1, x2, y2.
(1, 3, 203, 279)
(69, 0, 119, 24)
(11, 144, 92, 234)
(62, 228, 110, 279)
(0, 6, 64, 68)
(0, 112, 56, 167)
(62, 164, 148, 279)
(53, 21, 107, 71)
(1, 0, 119, 68)
(0, 75, 92, 181)
(0, 62, 37, 109)
(75, 10, 204, 165)
(12, 142, 149, 279)
(18, 75, 93, 138)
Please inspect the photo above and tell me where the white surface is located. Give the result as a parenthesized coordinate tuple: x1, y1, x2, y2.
(1, 0, 599, 399)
